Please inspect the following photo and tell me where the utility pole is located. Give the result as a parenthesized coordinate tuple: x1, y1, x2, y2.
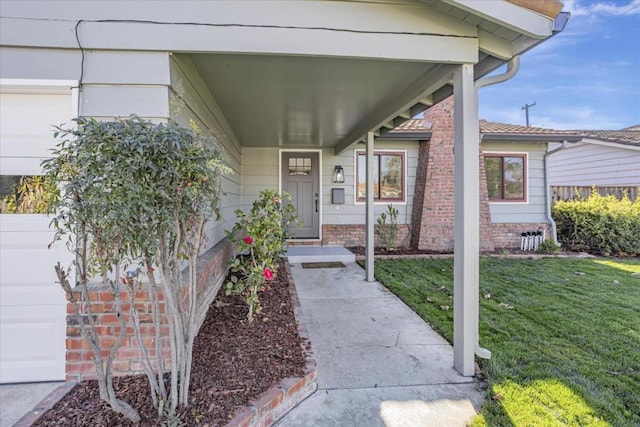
(522, 102, 536, 126)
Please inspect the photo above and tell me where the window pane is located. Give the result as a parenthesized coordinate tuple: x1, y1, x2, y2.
(288, 157, 312, 176)
(380, 154, 402, 200)
(1, 175, 53, 214)
(503, 157, 524, 199)
(485, 157, 502, 199)
(357, 154, 380, 199)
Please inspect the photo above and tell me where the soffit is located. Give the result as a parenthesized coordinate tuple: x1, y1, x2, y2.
(184, 0, 561, 151)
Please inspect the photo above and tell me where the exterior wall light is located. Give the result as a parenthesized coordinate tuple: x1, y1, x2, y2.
(333, 165, 345, 183)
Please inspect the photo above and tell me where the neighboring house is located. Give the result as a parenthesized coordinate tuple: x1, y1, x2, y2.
(0, 0, 567, 382)
(548, 129, 640, 202)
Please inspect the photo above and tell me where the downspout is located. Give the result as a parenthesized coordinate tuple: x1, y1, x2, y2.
(472, 55, 520, 360)
(544, 141, 569, 245)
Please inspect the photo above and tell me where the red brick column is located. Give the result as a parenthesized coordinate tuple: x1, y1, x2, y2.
(411, 96, 495, 252)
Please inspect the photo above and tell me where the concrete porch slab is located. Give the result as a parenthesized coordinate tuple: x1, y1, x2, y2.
(275, 262, 485, 426)
(285, 245, 355, 264)
(276, 383, 483, 427)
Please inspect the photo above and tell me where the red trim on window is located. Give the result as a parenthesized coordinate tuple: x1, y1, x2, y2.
(355, 151, 405, 202)
(484, 154, 527, 202)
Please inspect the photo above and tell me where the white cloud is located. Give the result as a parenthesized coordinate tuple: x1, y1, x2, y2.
(563, 0, 640, 17)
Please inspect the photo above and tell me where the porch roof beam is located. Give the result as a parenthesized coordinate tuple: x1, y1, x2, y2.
(334, 64, 456, 155)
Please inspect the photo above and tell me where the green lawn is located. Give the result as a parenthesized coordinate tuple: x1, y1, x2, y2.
(370, 257, 640, 426)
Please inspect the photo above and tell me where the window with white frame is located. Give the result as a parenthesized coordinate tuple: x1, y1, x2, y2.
(356, 150, 405, 202)
(484, 153, 527, 202)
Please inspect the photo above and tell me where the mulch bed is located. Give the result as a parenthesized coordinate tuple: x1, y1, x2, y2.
(33, 260, 307, 426)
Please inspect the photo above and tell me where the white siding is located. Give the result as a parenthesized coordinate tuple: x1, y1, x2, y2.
(241, 140, 418, 228)
(483, 141, 548, 224)
(169, 55, 242, 251)
(549, 142, 640, 187)
(323, 141, 418, 226)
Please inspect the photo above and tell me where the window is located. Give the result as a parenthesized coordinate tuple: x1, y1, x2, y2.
(484, 154, 526, 202)
(288, 157, 312, 176)
(0, 175, 55, 214)
(356, 151, 405, 202)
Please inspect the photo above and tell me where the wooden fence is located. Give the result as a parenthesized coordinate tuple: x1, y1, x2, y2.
(551, 186, 639, 204)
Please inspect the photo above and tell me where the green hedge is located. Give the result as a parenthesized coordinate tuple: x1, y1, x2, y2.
(552, 191, 640, 256)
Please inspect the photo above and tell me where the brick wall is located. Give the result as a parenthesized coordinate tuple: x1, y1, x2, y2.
(492, 222, 551, 250)
(411, 97, 495, 252)
(322, 224, 411, 248)
(66, 239, 234, 381)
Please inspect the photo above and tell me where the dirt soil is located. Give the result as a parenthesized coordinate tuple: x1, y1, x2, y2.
(347, 246, 451, 256)
(33, 261, 307, 426)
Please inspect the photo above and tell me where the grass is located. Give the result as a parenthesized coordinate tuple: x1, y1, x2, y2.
(370, 257, 640, 426)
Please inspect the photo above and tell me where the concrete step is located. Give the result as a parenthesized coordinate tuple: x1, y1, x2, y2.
(284, 245, 356, 264)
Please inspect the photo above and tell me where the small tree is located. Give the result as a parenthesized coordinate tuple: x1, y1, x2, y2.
(43, 116, 228, 421)
(225, 189, 297, 322)
(376, 204, 399, 250)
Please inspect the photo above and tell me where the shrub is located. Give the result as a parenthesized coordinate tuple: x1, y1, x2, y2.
(225, 189, 297, 322)
(43, 116, 228, 421)
(537, 238, 560, 254)
(376, 204, 399, 250)
(552, 190, 640, 256)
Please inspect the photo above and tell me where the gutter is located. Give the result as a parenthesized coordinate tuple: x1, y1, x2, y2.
(544, 140, 570, 245)
(472, 55, 521, 361)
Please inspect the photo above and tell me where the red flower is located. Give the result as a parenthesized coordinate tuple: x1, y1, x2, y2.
(121, 277, 127, 284)
(274, 198, 280, 205)
(263, 268, 274, 280)
(243, 236, 253, 244)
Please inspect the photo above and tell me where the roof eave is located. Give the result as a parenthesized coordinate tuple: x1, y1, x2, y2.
(481, 133, 582, 143)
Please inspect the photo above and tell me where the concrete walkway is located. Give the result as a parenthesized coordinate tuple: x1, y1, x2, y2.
(0, 381, 63, 427)
(276, 262, 484, 427)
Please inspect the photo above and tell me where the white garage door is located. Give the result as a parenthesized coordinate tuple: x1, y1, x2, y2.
(0, 81, 77, 383)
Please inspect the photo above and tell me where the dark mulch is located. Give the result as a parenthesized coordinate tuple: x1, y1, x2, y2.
(33, 261, 307, 426)
(347, 246, 451, 256)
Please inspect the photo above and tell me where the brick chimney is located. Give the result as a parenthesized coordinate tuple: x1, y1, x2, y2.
(410, 96, 495, 252)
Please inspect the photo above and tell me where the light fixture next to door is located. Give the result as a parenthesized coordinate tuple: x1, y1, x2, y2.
(333, 165, 345, 183)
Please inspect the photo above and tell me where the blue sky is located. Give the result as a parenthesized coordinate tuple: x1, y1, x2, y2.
(479, 0, 640, 130)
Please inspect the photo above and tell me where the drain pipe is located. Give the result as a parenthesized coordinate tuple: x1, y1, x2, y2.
(472, 55, 521, 361)
(544, 141, 569, 245)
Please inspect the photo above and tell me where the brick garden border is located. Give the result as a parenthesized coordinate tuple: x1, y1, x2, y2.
(15, 260, 317, 427)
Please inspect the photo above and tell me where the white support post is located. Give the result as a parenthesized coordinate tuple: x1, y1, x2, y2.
(365, 131, 375, 282)
(453, 63, 479, 377)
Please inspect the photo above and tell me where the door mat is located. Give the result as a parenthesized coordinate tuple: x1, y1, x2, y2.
(301, 262, 346, 269)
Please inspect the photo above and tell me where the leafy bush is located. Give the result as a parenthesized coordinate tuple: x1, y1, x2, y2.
(43, 116, 228, 421)
(376, 204, 399, 250)
(553, 190, 640, 256)
(226, 189, 297, 322)
(537, 238, 560, 254)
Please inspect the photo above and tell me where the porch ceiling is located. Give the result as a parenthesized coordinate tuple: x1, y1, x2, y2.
(189, 53, 441, 148)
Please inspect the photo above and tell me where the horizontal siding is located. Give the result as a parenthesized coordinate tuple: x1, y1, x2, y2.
(1, 47, 170, 87)
(323, 141, 418, 226)
(483, 141, 548, 224)
(169, 55, 243, 250)
(0, 47, 79, 81)
(549, 144, 640, 187)
(241, 141, 418, 229)
(241, 148, 280, 210)
(79, 85, 169, 118)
